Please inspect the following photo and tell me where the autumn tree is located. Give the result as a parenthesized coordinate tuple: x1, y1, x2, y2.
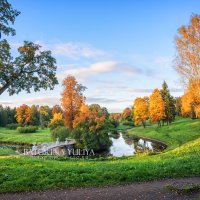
(49, 113, 64, 130)
(149, 89, 165, 127)
(73, 104, 112, 151)
(133, 97, 149, 128)
(122, 107, 132, 121)
(110, 113, 121, 121)
(175, 97, 182, 116)
(175, 14, 200, 118)
(180, 91, 197, 118)
(52, 105, 63, 115)
(61, 75, 86, 129)
(15, 104, 32, 125)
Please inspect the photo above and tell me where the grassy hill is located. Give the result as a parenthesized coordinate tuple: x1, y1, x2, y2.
(128, 117, 200, 150)
(0, 117, 199, 193)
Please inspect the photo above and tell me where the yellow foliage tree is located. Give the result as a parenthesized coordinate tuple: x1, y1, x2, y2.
(133, 97, 149, 128)
(149, 89, 165, 126)
(49, 113, 64, 130)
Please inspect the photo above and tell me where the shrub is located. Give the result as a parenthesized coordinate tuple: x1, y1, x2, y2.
(6, 123, 23, 130)
(72, 128, 112, 151)
(51, 126, 71, 141)
(110, 120, 119, 128)
(17, 126, 38, 133)
(122, 121, 134, 126)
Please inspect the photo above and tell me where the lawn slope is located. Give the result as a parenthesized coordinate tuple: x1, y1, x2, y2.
(128, 117, 200, 150)
(0, 117, 199, 193)
(0, 128, 51, 144)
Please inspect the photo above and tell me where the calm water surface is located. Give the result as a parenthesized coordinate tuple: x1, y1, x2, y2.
(0, 132, 166, 157)
(109, 132, 166, 157)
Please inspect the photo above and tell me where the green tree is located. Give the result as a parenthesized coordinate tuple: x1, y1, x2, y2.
(0, 105, 8, 126)
(0, 40, 58, 95)
(101, 107, 109, 119)
(39, 106, 52, 128)
(30, 105, 40, 126)
(5, 106, 16, 124)
(0, 0, 20, 38)
(161, 81, 176, 125)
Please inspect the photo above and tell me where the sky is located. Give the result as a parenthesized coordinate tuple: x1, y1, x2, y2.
(1, 0, 200, 112)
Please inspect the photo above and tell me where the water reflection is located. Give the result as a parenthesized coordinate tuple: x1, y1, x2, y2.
(0, 132, 166, 157)
(109, 132, 166, 157)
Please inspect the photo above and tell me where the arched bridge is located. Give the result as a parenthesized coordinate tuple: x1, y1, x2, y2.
(24, 139, 76, 156)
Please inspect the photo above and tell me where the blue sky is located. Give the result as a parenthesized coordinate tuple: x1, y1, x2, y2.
(1, 0, 200, 112)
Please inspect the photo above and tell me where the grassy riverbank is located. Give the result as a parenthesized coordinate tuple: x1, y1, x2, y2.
(0, 117, 199, 193)
(0, 148, 18, 156)
(128, 117, 200, 150)
(0, 137, 200, 193)
(0, 128, 51, 144)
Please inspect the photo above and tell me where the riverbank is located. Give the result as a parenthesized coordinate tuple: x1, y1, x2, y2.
(0, 117, 199, 193)
(0, 136, 200, 193)
(0, 128, 51, 144)
(128, 117, 200, 150)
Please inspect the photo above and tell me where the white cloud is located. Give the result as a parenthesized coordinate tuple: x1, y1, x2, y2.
(58, 61, 118, 79)
(57, 60, 143, 80)
(51, 42, 105, 58)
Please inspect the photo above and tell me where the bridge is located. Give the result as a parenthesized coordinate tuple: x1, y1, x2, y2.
(24, 139, 76, 156)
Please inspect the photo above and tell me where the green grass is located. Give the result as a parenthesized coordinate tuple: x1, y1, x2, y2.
(0, 128, 51, 144)
(128, 117, 200, 150)
(0, 117, 199, 193)
(0, 148, 18, 156)
(0, 137, 199, 193)
(110, 124, 134, 131)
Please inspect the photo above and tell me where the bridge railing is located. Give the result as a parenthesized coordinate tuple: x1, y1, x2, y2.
(24, 139, 75, 156)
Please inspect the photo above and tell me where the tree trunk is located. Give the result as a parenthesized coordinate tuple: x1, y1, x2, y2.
(142, 121, 146, 128)
(0, 83, 10, 95)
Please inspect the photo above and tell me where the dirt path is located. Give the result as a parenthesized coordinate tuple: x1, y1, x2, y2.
(0, 177, 200, 200)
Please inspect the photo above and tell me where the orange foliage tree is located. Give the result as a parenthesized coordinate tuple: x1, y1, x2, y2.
(110, 113, 121, 121)
(15, 104, 32, 125)
(122, 107, 132, 121)
(73, 104, 107, 131)
(175, 14, 200, 118)
(61, 75, 86, 129)
(149, 89, 165, 126)
(180, 91, 197, 118)
(133, 97, 149, 128)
